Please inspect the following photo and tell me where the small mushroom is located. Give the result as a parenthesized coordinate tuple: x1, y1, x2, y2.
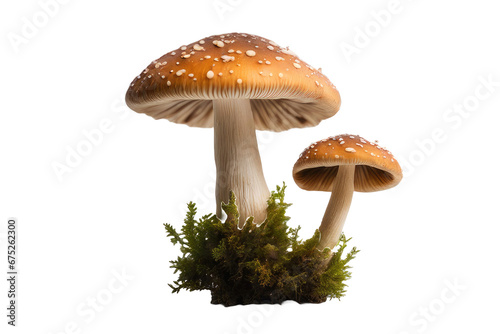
(293, 134, 402, 250)
(126, 32, 341, 227)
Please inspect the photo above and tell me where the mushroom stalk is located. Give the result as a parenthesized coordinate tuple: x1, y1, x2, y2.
(318, 165, 355, 250)
(213, 99, 270, 227)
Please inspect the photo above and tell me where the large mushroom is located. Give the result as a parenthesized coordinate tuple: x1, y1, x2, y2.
(126, 33, 341, 227)
(293, 134, 402, 250)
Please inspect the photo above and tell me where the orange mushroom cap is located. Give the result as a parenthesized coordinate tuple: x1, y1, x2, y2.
(293, 134, 403, 192)
(125, 32, 341, 132)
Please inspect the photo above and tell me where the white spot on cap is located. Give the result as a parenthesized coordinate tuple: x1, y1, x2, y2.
(229, 70, 234, 74)
(221, 55, 235, 62)
(204, 55, 211, 59)
(335, 155, 340, 158)
(167, 81, 171, 86)
(176, 69, 186, 76)
(265, 60, 271, 65)
(280, 47, 297, 56)
(188, 73, 194, 77)
(193, 44, 204, 51)
(218, 72, 223, 76)
(171, 52, 176, 55)
(207, 71, 215, 79)
(237, 78, 243, 84)
(275, 56, 285, 61)
(228, 49, 235, 53)
(279, 73, 283, 78)
(199, 40, 205, 44)
(246, 50, 256, 57)
(345, 148, 356, 153)
(213, 40, 224, 48)
(236, 50, 242, 54)
(181, 54, 191, 59)
(267, 45, 274, 51)
(293, 63, 301, 69)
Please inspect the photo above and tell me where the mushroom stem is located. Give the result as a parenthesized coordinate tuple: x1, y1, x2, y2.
(213, 99, 270, 228)
(318, 165, 356, 250)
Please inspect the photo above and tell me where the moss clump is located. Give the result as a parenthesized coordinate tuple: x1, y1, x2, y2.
(165, 184, 359, 306)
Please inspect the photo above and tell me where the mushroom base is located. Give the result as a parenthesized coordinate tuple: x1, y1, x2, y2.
(166, 184, 359, 306)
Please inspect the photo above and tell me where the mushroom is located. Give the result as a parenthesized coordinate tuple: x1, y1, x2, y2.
(126, 33, 341, 227)
(292, 134, 402, 250)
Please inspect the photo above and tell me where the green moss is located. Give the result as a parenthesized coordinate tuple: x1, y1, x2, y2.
(165, 184, 359, 306)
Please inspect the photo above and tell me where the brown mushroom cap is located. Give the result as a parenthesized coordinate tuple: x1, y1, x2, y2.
(293, 134, 403, 192)
(125, 32, 341, 132)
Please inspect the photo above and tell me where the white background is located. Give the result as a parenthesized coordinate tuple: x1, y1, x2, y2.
(1, 0, 499, 333)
